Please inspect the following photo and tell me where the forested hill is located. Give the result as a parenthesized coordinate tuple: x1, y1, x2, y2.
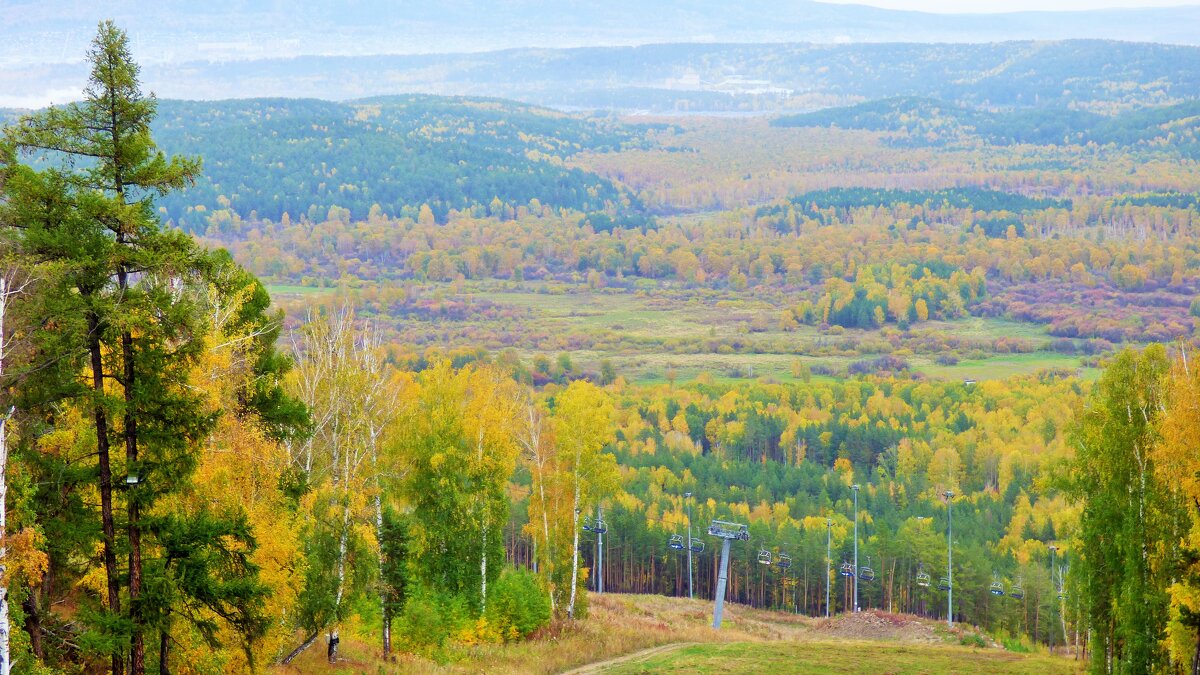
(773, 97, 1200, 155)
(143, 96, 648, 229)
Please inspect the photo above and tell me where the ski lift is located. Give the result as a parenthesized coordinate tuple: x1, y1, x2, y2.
(840, 560, 855, 577)
(757, 548, 773, 565)
(668, 534, 684, 550)
(582, 516, 594, 532)
(989, 573, 1005, 597)
(592, 520, 608, 535)
(690, 540, 705, 554)
(916, 563, 931, 588)
(860, 557, 876, 582)
(937, 576, 951, 591)
(1010, 577, 1025, 600)
(775, 553, 792, 570)
(708, 520, 750, 540)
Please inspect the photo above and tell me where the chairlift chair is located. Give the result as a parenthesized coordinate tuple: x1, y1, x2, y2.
(860, 556, 876, 582)
(758, 548, 773, 565)
(840, 561, 855, 577)
(668, 534, 685, 551)
(582, 517, 593, 533)
(916, 563, 931, 588)
(690, 540, 705, 554)
(776, 553, 792, 570)
(1010, 577, 1025, 600)
(937, 576, 951, 591)
(593, 521, 608, 535)
(989, 574, 1005, 597)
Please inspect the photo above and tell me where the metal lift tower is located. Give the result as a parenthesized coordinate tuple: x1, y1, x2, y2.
(707, 519, 749, 629)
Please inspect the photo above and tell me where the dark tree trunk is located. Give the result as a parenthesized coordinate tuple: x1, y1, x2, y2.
(87, 312, 121, 675)
(1191, 625, 1200, 675)
(123, 326, 143, 675)
(21, 592, 41, 661)
(158, 625, 169, 675)
(327, 632, 340, 663)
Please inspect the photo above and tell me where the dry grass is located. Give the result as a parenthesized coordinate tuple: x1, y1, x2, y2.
(271, 594, 811, 674)
(272, 594, 1081, 674)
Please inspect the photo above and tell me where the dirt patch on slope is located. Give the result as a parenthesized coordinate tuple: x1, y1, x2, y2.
(813, 610, 942, 643)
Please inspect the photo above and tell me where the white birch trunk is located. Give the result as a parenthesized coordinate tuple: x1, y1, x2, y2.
(477, 426, 489, 612)
(480, 522, 488, 612)
(567, 478, 581, 619)
(0, 274, 13, 675)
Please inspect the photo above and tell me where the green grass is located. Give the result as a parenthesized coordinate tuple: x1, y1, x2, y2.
(265, 284, 336, 297)
(915, 351, 1094, 380)
(603, 640, 1081, 674)
(343, 279, 1103, 385)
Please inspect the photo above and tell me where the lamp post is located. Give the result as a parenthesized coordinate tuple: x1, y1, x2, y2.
(852, 484, 860, 612)
(597, 505, 605, 594)
(945, 490, 954, 627)
(1049, 545, 1057, 654)
(685, 492, 694, 600)
(826, 518, 832, 618)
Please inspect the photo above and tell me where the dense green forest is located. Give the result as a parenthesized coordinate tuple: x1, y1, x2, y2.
(774, 97, 1200, 155)
(149, 96, 646, 228)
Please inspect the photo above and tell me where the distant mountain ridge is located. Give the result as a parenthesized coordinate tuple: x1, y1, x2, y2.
(5, 0, 1200, 71)
(6, 40, 1200, 113)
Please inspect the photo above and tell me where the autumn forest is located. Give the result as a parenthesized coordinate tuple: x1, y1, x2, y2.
(3, 16, 1200, 675)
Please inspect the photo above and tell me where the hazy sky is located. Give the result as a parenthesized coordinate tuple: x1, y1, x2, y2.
(820, 0, 1196, 12)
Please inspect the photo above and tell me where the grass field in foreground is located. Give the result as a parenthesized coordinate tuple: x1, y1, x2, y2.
(273, 594, 1082, 674)
(602, 640, 1080, 674)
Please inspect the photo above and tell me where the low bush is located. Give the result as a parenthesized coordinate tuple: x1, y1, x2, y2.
(484, 567, 553, 641)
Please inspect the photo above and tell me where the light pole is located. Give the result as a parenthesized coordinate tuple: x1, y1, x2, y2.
(685, 492, 694, 600)
(945, 490, 954, 627)
(852, 484, 860, 612)
(597, 505, 605, 594)
(826, 518, 832, 618)
(1049, 545, 1056, 654)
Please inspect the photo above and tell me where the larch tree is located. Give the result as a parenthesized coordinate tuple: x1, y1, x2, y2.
(1, 22, 275, 674)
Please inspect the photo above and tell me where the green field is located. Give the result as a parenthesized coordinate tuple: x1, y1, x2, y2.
(602, 640, 1080, 674)
(375, 280, 1094, 383)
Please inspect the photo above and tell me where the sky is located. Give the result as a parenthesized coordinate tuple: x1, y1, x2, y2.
(819, 0, 1196, 12)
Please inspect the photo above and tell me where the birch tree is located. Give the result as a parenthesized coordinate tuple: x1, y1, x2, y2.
(549, 381, 617, 620)
(1067, 346, 1183, 673)
(285, 308, 404, 663)
(0, 269, 26, 675)
(1154, 349, 1200, 672)
(401, 361, 521, 615)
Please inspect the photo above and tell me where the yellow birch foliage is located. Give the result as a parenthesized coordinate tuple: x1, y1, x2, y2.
(1155, 351, 1200, 665)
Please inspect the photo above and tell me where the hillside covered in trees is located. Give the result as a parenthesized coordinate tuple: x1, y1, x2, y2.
(4, 18, 1200, 675)
(149, 96, 648, 228)
(774, 96, 1200, 154)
